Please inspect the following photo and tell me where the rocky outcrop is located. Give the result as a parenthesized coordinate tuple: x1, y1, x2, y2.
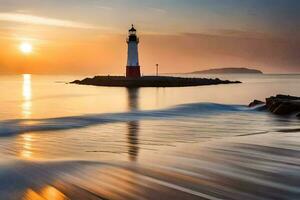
(266, 95, 300, 115)
(249, 95, 300, 117)
(71, 76, 241, 88)
(248, 100, 265, 107)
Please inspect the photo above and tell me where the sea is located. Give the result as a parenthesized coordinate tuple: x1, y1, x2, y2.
(0, 74, 299, 200)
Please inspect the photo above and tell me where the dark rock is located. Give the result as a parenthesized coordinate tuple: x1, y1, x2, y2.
(71, 76, 241, 88)
(265, 95, 300, 115)
(71, 80, 80, 84)
(248, 100, 265, 107)
(249, 94, 300, 118)
(271, 102, 299, 115)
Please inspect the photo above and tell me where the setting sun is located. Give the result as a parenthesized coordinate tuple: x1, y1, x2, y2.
(20, 42, 33, 54)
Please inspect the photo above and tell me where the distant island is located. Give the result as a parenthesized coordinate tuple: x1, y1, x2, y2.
(71, 76, 241, 88)
(191, 67, 263, 74)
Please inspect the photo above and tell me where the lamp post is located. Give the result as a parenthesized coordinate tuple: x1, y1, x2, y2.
(156, 64, 159, 76)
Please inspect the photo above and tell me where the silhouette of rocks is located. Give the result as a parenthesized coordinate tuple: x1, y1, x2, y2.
(250, 95, 300, 117)
(249, 100, 265, 107)
(71, 76, 241, 88)
(266, 95, 300, 115)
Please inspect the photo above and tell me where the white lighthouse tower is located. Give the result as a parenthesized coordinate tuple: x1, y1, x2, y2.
(126, 24, 141, 78)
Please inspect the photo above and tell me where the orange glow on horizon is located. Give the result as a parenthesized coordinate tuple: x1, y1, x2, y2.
(0, 28, 298, 74)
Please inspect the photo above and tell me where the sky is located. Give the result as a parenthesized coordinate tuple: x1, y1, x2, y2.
(0, 0, 299, 74)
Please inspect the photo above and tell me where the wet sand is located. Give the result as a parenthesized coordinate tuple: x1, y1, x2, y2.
(1, 132, 299, 200)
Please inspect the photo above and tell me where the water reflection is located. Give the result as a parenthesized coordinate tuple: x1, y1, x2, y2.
(20, 133, 33, 159)
(24, 186, 68, 200)
(127, 88, 140, 162)
(22, 74, 32, 118)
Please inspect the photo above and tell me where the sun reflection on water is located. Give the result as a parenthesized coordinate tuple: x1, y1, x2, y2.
(22, 74, 32, 118)
(23, 186, 68, 200)
(20, 134, 33, 159)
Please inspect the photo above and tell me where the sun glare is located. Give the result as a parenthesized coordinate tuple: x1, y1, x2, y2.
(20, 42, 33, 54)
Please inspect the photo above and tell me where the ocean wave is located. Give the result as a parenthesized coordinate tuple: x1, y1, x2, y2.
(0, 103, 251, 136)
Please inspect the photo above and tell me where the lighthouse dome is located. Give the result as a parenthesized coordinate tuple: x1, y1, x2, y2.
(129, 24, 136, 33)
(128, 24, 138, 42)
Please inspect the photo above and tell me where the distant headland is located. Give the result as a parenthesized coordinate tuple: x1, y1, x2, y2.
(191, 67, 263, 74)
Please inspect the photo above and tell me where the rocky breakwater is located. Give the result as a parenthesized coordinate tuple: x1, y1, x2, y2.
(249, 94, 300, 118)
(71, 76, 241, 88)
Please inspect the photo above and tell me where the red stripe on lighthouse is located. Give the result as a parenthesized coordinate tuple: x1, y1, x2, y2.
(126, 66, 141, 78)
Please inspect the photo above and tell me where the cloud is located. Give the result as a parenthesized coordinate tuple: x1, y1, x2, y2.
(0, 12, 101, 29)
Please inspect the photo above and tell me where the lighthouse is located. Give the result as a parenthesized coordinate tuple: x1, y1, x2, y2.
(126, 25, 141, 78)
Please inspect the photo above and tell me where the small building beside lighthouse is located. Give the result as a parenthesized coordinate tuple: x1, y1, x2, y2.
(126, 25, 141, 78)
